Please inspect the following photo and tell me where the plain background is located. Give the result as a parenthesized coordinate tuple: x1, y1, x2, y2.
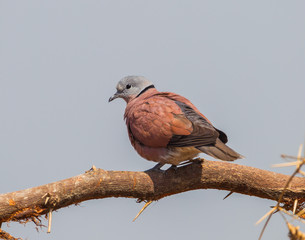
(1, 1, 305, 239)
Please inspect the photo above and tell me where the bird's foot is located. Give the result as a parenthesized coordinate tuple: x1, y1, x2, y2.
(178, 158, 203, 167)
(166, 164, 178, 173)
(145, 163, 165, 172)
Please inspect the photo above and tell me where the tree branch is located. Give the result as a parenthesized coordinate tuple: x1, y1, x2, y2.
(1, 160, 305, 225)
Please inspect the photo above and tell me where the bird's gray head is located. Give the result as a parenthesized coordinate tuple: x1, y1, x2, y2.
(109, 76, 155, 103)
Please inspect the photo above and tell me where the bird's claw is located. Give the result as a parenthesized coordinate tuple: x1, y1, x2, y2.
(177, 158, 203, 167)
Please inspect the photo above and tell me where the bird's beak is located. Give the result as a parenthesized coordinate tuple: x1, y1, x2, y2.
(108, 92, 120, 102)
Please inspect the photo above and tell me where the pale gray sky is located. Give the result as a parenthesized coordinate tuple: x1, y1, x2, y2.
(1, 1, 305, 239)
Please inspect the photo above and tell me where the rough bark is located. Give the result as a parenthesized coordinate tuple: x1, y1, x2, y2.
(1, 160, 305, 225)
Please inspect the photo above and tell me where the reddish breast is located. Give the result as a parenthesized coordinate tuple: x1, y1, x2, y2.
(124, 89, 193, 148)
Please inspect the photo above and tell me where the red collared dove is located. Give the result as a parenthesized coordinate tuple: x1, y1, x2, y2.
(109, 76, 244, 169)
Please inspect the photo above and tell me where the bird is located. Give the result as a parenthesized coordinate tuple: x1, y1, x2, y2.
(109, 76, 244, 170)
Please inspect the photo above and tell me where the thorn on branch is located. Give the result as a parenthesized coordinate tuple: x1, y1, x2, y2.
(86, 165, 97, 173)
(42, 193, 51, 205)
(223, 191, 234, 200)
(47, 210, 52, 233)
(293, 199, 298, 215)
(133, 201, 153, 222)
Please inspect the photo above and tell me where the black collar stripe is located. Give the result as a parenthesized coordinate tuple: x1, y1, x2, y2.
(136, 84, 155, 98)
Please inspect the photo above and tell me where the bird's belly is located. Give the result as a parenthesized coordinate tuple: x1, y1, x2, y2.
(165, 147, 201, 165)
(133, 141, 200, 165)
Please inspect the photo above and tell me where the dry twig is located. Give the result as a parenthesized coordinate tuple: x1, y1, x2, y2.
(258, 144, 304, 240)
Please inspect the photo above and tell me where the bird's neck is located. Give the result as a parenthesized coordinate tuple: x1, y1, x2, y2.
(136, 84, 155, 98)
(126, 88, 158, 104)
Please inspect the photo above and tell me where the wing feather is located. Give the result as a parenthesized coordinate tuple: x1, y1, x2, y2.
(167, 101, 220, 147)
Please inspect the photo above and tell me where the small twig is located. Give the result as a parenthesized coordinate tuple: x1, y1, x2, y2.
(272, 161, 300, 168)
(297, 208, 305, 218)
(258, 144, 304, 240)
(277, 145, 303, 205)
(258, 166, 301, 240)
(256, 207, 277, 225)
(278, 207, 305, 224)
(133, 201, 152, 222)
(281, 155, 305, 161)
(47, 210, 52, 233)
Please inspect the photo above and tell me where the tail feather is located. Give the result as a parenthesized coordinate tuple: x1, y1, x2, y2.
(197, 139, 244, 161)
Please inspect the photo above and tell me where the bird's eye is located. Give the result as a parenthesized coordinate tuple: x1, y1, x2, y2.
(126, 84, 131, 89)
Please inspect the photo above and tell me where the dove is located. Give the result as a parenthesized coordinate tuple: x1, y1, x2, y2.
(109, 76, 244, 170)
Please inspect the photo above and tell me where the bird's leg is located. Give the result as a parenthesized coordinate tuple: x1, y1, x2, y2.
(146, 162, 165, 172)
